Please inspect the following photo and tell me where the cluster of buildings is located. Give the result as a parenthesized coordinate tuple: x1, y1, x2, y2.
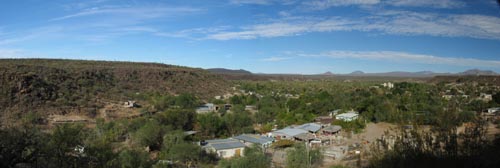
(202, 117, 350, 158)
(197, 103, 361, 159)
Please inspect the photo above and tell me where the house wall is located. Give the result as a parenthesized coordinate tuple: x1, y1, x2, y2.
(217, 147, 245, 158)
(336, 116, 355, 121)
(488, 108, 499, 114)
(272, 133, 293, 140)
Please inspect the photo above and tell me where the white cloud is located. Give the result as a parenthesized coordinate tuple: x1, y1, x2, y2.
(206, 22, 311, 40)
(304, 0, 380, 9)
(387, 0, 465, 8)
(0, 49, 25, 58)
(202, 11, 500, 41)
(0, 26, 63, 45)
(260, 56, 293, 62)
(50, 6, 201, 21)
(304, 0, 465, 9)
(299, 50, 500, 67)
(229, 0, 274, 5)
(229, 0, 297, 5)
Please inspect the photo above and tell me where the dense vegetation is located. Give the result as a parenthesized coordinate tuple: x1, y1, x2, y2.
(1, 59, 499, 168)
(0, 59, 228, 124)
(369, 117, 500, 168)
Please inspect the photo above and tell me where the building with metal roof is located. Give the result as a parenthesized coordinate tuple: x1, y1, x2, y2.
(335, 111, 359, 121)
(232, 134, 274, 148)
(296, 123, 322, 133)
(294, 132, 316, 142)
(202, 139, 245, 158)
(323, 125, 342, 135)
(272, 127, 308, 140)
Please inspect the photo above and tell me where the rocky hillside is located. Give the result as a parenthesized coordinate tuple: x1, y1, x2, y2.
(429, 75, 500, 86)
(0, 59, 229, 122)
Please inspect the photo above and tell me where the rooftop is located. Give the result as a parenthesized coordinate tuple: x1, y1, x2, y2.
(232, 134, 274, 144)
(294, 133, 315, 141)
(336, 111, 359, 118)
(323, 125, 342, 133)
(296, 123, 322, 132)
(205, 139, 246, 150)
(274, 127, 308, 137)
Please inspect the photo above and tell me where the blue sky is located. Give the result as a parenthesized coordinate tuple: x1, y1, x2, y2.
(1, 0, 500, 74)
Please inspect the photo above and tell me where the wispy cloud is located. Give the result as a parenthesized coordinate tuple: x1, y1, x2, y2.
(303, 0, 380, 10)
(0, 26, 63, 45)
(229, 0, 274, 5)
(299, 50, 500, 67)
(0, 49, 26, 58)
(229, 0, 297, 5)
(201, 11, 500, 40)
(4, 5, 202, 45)
(303, 0, 465, 9)
(50, 6, 201, 21)
(260, 56, 293, 62)
(387, 0, 465, 9)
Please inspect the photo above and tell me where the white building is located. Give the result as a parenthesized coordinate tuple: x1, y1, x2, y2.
(202, 139, 246, 158)
(382, 82, 394, 89)
(487, 107, 500, 114)
(196, 103, 216, 113)
(479, 93, 493, 102)
(335, 111, 359, 122)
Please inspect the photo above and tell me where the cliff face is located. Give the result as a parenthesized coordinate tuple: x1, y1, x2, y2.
(0, 59, 229, 122)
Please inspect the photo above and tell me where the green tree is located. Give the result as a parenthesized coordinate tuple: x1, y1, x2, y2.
(286, 143, 323, 168)
(0, 126, 46, 167)
(45, 124, 88, 167)
(223, 111, 254, 135)
(157, 109, 196, 131)
(197, 113, 225, 138)
(175, 93, 198, 108)
(134, 120, 164, 150)
(164, 143, 203, 167)
(84, 134, 119, 167)
(118, 149, 152, 168)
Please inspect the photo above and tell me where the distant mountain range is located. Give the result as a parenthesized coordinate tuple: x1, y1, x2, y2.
(458, 69, 497, 76)
(323, 69, 498, 77)
(208, 68, 497, 77)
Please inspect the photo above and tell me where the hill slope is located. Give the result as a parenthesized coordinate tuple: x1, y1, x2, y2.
(0, 59, 229, 122)
(206, 68, 252, 75)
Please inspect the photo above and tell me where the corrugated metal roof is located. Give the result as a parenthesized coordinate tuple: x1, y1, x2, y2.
(323, 125, 342, 133)
(206, 139, 245, 150)
(232, 134, 274, 144)
(273, 128, 308, 137)
(294, 133, 315, 141)
(296, 123, 322, 132)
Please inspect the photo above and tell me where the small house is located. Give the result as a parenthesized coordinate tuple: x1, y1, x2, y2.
(296, 123, 322, 133)
(487, 107, 500, 114)
(479, 93, 493, 102)
(330, 109, 342, 116)
(323, 125, 342, 135)
(123, 101, 138, 108)
(314, 116, 333, 125)
(336, 111, 359, 122)
(196, 103, 216, 113)
(293, 132, 316, 142)
(245, 105, 258, 113)
(272, 127, 308, 140)
(232, 134, 274, 148)
(202, 139, 246, 158)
